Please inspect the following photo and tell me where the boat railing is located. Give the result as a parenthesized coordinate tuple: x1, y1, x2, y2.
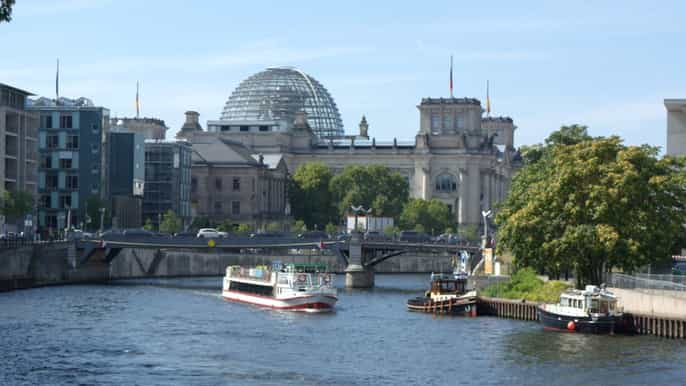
(229, 266, 273, 282)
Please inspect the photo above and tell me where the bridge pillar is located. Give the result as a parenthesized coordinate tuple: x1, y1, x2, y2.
(345, 232, 374, 288)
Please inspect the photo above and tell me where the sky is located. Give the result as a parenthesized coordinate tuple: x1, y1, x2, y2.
(1, 0, 684, 151)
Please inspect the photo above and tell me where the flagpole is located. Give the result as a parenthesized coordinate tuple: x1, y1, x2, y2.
(55, 58, 60, 105)
(136, 81, 140, 118)
(486, 80, 491, 117)
(449, 55, 454, 98)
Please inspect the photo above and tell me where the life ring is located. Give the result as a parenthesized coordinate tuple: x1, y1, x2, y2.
(296, 274, 307, 283)
(465, 304, 471, 312)
(322, 274, 332, 285)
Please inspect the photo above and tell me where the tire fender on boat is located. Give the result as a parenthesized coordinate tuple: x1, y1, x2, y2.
(567, 321, 576, 331)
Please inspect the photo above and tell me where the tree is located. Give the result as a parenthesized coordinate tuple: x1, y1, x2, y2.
(235, 223, 252, 234)
(190, 216, 211, 230)
(265, 222, 281, 232)
(143, 218, 154, 231)
(324, 222, 338, 235)
(496, 133, 686, 287)
(160, 210, 182, 234)
(0, 190, 34, 219)
(85, 195, 110, 231)
(0, 0, 15, 23)
(289, 162, 336, 229)
(330, 165, 409, 219)
(398, 198, 451, 234)
(292, 220, 307, 233)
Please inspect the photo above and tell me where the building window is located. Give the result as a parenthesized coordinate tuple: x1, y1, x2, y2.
(59, 195, 72, 209)
(47, 135, 59, 149)
(221, 125, 230, 132)
(91, 165, 99, 174)
(41, 115, 53, 129)
(66, 135, 79, 149)
(40, 195, 51, 209)
(455, 115, 465, 130)
(435, 174, 457, 193)
(214, 201, 222, 212)
(215, 178, 222, 191)
(59, 159, 72, 169)
(240, 126, 249, 132)
(91, 123, 99, 134)
(259, 125, 269, 132)
(41, 156, 52, 169)
(442, 113, 452, 130)
(252, 178, 255, 193)
(447, 204, 453, 214)
(231, 201, 240, 216)
(66, 175, 78, 189)
(46, 215, 57, 228)
(232, 177, 240, 191)
(430, 112, 440, 131)
(46, 174, 58, 189)
(59, 114, 73, 129)
(91, 143, 99, 154)
(191, 177, 197, 193)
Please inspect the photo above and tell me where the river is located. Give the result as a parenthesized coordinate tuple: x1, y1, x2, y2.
(1, 274, 685, 385)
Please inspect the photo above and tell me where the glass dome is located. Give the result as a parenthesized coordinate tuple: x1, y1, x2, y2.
(220, 67, 344, 138)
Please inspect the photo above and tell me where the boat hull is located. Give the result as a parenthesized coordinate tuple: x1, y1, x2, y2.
(222, 289, 337, 313)
(406, 297, 477, 316)
(537, 306, 619, 334)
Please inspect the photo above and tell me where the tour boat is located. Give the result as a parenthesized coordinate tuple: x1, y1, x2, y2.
(222, 263, 338, 312)
(406, 271, 477, 316)
(537, 285, 625, 334)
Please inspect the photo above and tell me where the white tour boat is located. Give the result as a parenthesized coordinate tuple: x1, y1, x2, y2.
(222, 263, 338, 312)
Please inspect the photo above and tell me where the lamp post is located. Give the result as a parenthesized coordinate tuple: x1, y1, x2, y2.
(481, 209, 492, 249)
(99, 207, 106, 234)
(350, 205, 372, 233)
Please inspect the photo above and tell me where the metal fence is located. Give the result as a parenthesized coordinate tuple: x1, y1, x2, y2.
(608, 273, 686, 292)
(0, 238, 68, 250)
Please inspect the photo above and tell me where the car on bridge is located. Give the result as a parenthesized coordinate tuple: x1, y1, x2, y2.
(122, 228, 157, 237)
(250, 231, 290, 239)
(197, 228, 221, 238)
(363, 231, 387, 241)
(297, 231, 330, 240)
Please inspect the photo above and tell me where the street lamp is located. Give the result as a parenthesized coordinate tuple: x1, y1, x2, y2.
(481, 209, 492, 248)
(350, 205, 373, 233)
(99, 207, 106, 234)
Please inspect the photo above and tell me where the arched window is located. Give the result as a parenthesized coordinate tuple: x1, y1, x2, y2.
(435, 174, 457, 193)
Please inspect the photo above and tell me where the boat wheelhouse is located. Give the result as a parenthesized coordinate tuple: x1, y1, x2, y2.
(407, 271, 477, 315)
(222, 263, 337, 312)
(538, 285, 625, 334)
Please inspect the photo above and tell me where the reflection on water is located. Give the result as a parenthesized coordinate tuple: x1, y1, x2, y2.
(1, 274, 685, 386)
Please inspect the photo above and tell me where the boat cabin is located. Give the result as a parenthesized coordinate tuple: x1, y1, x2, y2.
(559, 285, 619, 315)
(429, 273, 468, 296)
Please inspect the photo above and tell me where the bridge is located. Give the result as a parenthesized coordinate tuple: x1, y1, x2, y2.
(77, 234, 481, 288)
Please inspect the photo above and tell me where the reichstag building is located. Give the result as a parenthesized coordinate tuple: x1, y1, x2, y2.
(180, 67, 521, 228)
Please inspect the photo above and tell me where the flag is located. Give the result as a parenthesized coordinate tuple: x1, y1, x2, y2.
(319, 240, 325, 250)
(55, 59, 59, 104)
(135, 81, 140, 118)
(486, 80, 491, 115)
(449, 55, 454, 98)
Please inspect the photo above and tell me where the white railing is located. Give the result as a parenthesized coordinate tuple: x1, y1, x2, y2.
(608, 273, 686, 292)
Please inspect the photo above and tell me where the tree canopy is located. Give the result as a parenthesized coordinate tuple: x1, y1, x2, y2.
(496, 126, 686, 287)
(330, 165, 409, 219)
(0, 190, 34, 219)
(289, 162, 336, 229)
(0, 0, 15, 23)
(160, 210, 182, 234)
(399, 198, 452, 234)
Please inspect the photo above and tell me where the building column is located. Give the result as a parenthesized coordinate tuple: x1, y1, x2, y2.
(467, 165, 481, 226)
(458, 168, 467, 225)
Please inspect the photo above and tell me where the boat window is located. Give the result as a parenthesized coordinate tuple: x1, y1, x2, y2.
(590, 299, 599, 313)
(599, 301, 609, 314)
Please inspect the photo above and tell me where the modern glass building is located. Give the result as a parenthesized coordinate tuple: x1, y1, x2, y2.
(213, 67, 344, 138)
(28, 97, 109, 235)
(143, 140, 192, 229)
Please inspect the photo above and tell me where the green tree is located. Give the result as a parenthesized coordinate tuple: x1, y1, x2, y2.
(143, 218, 154, 231)
(292, 220, 307, 233)
(0, 0, 15, 23)
(235, 223, 252, 234)
(85, 195, 110, 231)
(324, 222, 338, 235)
(330, 165, 409, 219)
(160, 210, 182, 234)
(457, 225, 478, 243)
(289, 162, 336, 229)
(0, 190, 34, 219)
(190, 216, 211, 230)
(265, 221, 281, 232)
(496, 133, 686, 287)
(399, 198, 451, 234)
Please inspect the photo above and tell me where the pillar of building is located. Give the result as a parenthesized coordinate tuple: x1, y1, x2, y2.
(458, 168, 467, 225)
(467, 165, 481, 225)
(345, 232, 374, 288)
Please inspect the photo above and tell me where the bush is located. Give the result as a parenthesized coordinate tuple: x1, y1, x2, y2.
(480, 267, 570, 303)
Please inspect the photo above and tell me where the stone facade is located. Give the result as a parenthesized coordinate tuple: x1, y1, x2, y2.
(0, 83, 39, 233)
(198, 97, 520, 228)
(665, 99, 686, 156)
(190, 136, 288, 228)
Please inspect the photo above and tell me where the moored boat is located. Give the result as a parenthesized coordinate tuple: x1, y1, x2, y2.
(222, 263, 337, 312)
(537, 285, 625, 334)
(407, 271, 477, 316)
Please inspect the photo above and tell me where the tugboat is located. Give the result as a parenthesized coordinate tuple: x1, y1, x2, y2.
(406, 271, 477, 316)
(222, 262, 338, 313)
(538, 284, 624, 334)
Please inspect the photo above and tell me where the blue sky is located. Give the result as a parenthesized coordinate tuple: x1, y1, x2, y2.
(2, 0, 684, 150)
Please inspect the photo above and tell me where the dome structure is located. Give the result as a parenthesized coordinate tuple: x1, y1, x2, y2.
(220, 67, 344, 138)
